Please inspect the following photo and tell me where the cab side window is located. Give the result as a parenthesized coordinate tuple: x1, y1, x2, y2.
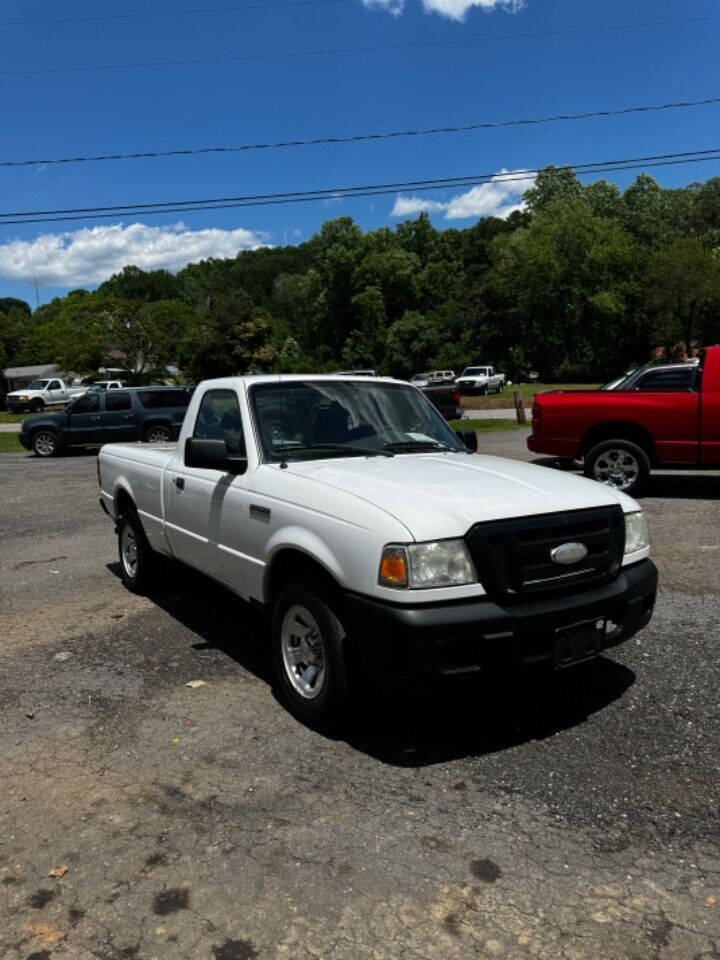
(71, 393, 100, 413)
(48, 380, 61, 390)
(635, 368, 696, 391)
(105, 391, 132, 411)
(193, 389, 245, 455)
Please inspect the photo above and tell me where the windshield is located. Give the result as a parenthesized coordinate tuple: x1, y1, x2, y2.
(251, 380, 465, 462)
(462, 368, 488, 376)
(26, 379, 50, 390)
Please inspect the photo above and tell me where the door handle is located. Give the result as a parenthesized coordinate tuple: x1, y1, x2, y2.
(90, 416, 101, 421)
(174, 476, 185, 490)
(122, 414, 132, 420)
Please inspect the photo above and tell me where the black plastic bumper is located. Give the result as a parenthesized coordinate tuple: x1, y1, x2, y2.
(344, 559, 657, 683)
(18, 432, 30, 450)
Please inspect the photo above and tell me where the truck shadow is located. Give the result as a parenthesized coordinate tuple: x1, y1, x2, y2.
(342, 660, 635, 766)
(108, 560, 636, 766)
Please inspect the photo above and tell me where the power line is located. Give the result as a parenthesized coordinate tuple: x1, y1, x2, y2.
(2, 147, 720, 226)
(0, 0, 352, 29)
(2, 14, 718, 77)
(4, 94, 720, 169)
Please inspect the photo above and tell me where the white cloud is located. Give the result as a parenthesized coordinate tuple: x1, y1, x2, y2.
(390, 196, 448, 217)
(362, 0, 524, 19)
(363, 0, 405, 13)
(0, 221, 268, 288)
(391, 169, 535, 221)
(421, 0, 524, 20)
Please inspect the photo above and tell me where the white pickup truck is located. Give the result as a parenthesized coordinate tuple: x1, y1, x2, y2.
(6, 377, 85, 413)
(456, 366, 506, 394)
(98, 374, 657, 725)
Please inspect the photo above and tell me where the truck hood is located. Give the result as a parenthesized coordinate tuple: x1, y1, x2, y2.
(288, 452, 635, 540)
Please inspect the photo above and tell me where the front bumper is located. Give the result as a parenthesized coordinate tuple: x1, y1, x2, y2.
(344, 559, 657, 683)
(18, 431, 30, 450)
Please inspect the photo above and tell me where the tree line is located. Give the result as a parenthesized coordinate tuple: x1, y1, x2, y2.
(2, 165, 720, 385)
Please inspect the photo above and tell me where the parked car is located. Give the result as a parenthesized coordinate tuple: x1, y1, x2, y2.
(411, 370, 456, 386)
(414, 382, 463, 421)
(98, 373, 656, 725)
(456, 366, 505, 394)
(6, 377, 85, 413)
(85, 380, 125, 392)
(19, 386, 193, 457)
(528, 346, 719, 495)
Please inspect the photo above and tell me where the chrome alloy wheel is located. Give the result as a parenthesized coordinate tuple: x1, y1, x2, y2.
(593, 448, 640, 491)
(33, 431, 56, 456)
(121, 525, 139, 578)
(281, 604, 327, 699)
(146, 426, 171, 443)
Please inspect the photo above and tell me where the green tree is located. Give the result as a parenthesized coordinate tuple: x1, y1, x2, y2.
(645, 238, 720, 354)
(383, 311, 440, 379)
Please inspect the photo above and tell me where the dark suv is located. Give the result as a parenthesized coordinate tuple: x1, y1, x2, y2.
(19, 386, 193, 457)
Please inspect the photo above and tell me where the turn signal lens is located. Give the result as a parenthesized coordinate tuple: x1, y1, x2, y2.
(378, 546, 408, 588)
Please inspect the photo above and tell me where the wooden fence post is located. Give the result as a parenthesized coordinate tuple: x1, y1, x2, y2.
(514, 391, 526, 425)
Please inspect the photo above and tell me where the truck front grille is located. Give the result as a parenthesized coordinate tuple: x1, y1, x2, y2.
(465, 506, 625, 602)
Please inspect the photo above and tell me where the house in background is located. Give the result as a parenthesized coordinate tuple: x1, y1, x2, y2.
(3, 363, 62, 391)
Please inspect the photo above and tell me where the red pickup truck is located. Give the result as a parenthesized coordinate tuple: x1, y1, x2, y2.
(528, 345, 720, 495)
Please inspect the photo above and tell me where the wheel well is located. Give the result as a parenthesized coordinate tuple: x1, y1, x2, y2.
(580, 421, 655, 461)
(265, 549, 342, 607)
(143, 419, 173, 437)
(115, 487, 135, 518)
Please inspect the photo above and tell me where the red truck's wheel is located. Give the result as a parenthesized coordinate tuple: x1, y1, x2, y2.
(584, 440, 650, 496)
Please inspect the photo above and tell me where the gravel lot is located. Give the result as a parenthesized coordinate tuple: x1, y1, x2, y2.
(1, 437, 719, 960)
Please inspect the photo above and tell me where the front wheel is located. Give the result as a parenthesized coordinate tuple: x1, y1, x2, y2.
(272, 577, 351, 727)
(117, 508, 159, 593)
(29, 399, 44, 413)
(584, 439, 650, 497)
(32, 430, 59, 457)
(145, 425, 172, 443)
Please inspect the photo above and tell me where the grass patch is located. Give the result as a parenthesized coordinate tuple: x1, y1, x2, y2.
(462, 383, 600, 410)
(0, 433, 25, 453)
(449, 418, 529, 433)
(0, 411, 28, 424)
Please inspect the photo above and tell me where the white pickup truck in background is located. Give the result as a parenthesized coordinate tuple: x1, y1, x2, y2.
(98, 374, 657, 725)
(6, 377, 85, 413)
(456, 366, 506, 394)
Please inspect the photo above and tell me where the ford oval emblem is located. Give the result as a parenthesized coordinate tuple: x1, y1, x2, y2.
(550, 542, 588, 565)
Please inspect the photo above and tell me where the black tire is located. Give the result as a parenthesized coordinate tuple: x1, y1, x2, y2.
(583, 439, 650, 497)
(117, 507, 159, 593)
(31, 430, 59, 458)
(29, 399, 44, 413)
(144, 424, 172, 443)
(272, 576, 351, 727)
(480, 385, 488, 395)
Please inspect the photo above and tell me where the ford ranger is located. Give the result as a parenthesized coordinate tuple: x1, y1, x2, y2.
(6, 377, 85, 413)
(456, 366, 505, 395)
(529, 346, 720, 495)
(98, 374, 657, 725)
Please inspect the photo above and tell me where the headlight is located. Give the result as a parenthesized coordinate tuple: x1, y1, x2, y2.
(379, 539, 476, 589)
(624, 511, 649, 554)
(17, 395, 28, 401)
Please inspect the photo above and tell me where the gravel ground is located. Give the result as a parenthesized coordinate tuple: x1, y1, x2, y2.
(1, 440, 719, 960)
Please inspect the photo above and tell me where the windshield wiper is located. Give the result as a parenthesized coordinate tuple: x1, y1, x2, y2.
(278, 443, 394, 460)
(383, 440, 457, 453)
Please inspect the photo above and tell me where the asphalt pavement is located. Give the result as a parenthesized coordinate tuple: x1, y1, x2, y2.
(1, 438, 718, 960)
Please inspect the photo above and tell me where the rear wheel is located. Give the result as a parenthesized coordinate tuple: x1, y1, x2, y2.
(32, 430, 59, 458)
(584, 439, 650, 497)
(272, 577, 351, 726)
(117, 507, 159, 593)
(145, 425, 172, 443)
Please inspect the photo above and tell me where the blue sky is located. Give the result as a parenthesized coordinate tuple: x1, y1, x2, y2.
(1, 0, 718, 304)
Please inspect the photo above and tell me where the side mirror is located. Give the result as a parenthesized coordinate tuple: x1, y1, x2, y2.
(185, 437, 247, 474)
(456, 429, 478, 452)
